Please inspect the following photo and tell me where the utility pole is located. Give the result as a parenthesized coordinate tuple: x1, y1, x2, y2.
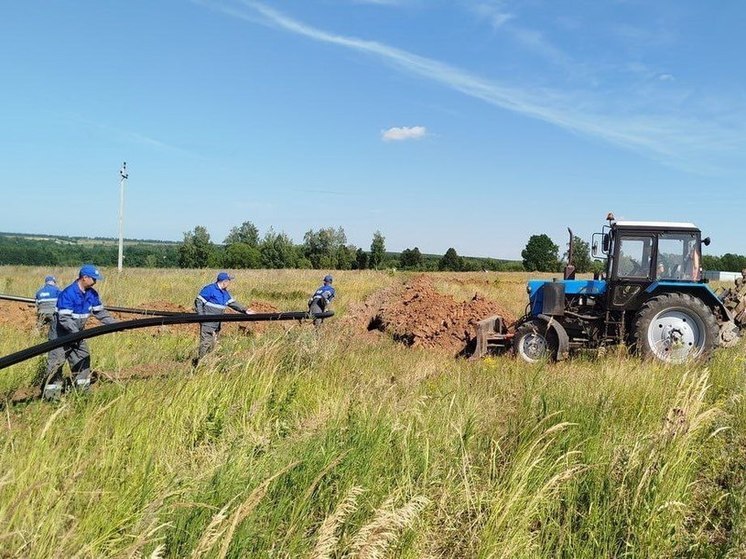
(118, 162, 128, 273)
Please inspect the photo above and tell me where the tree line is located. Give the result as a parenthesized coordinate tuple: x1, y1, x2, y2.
(177, 222, 522, 272)
(1, 227, 743, 273)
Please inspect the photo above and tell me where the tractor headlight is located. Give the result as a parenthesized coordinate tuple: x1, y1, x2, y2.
(526, 285, 532, 294)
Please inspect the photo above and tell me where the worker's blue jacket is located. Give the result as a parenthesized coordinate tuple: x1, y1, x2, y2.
(35, 283, 61, 314)
(55, 281, 116, 334)
(309, 285, 335, 308)
(195, 283, 246, 315)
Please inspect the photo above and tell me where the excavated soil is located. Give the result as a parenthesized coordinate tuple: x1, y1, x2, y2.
(0, 300, 36, 330)
(358, 275, 517, 355)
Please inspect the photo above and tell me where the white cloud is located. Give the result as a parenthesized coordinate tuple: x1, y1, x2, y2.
(381, 125, 427, 141)
(472, 3, 514, 29)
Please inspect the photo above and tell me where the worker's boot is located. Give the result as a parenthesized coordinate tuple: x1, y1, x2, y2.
(73, 370, 92, 394)
(42, 382, 63, 401)
(74, 378, 91, 393)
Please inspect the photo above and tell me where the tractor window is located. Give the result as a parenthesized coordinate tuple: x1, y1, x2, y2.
(617, 236, 653, 278)
(657, 233, 700, 280)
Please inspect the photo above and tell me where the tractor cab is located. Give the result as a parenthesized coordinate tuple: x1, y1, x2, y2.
(592, 216, 708, 312)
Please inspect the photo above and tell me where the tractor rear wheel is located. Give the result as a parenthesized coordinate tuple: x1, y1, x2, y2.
(634, 293, 718, 363)
(513, 319, 558, 363)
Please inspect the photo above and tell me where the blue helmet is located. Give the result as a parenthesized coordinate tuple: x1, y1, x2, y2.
(324, 275, 333, 283)
(79, 264, 103, 280)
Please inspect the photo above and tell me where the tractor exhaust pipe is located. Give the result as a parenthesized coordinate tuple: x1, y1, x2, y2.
(563, 227, 576, 280)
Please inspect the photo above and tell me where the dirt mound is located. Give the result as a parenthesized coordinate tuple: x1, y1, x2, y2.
(0, 300, 35, 330)
(367, 275, 517, 354)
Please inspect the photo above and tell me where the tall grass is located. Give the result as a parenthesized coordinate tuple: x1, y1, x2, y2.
(0, 266, 744, 557)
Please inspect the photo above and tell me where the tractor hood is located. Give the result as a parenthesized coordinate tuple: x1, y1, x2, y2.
(527, 279, 606, 316)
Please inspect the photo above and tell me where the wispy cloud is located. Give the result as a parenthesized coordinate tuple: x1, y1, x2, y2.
(201, 0, 746, 173)
(382, 126, 427, 141)
(471, 2, 514, 29)
(72, 115, 201, 158)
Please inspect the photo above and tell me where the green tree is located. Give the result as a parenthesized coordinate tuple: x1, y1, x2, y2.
(178, 226, 215, 268)
(355, 248, 368, 270)
(335, 244, 356, 270)
(563, 236, 593, 273)
(303, 227, 348, 269)
(224, 221, 259, 247)
(259, 229, 298, 268)
(370, 231, 386, 270)
(225, 242, 262, 269)
(400, 247, 423, 270)
(720, 253, 746, 272)
(438, 247, 463, 271)
(522, 234, 559, 272)
(702, 255, 722, 271)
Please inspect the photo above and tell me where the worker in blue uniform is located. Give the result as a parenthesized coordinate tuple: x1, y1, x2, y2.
(34, 274, 60, 333)
(42, 265, 116, 400)
(308, 274, 335, 326)
(193, 271, 254, 365)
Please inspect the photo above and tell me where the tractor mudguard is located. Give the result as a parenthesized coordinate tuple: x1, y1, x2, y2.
(537, 314, 570, 361)
(646, 282, 732, 321)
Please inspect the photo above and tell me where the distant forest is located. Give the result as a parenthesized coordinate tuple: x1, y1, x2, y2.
(1, 225, 744, 273)
(0, 229, 522, 272)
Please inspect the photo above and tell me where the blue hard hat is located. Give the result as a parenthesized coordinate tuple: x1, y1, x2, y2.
(79, 264, 103, 280)
(324, 275, 333, 283)
(217, 271, 235, 282)
(44, 275, 57, 283)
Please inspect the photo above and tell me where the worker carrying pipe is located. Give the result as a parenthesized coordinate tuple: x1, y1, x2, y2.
(43, 264, 116, 401)
(193, 271, 254, 366)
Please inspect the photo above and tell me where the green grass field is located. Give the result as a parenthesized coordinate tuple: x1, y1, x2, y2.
(0, 266, 745, 558)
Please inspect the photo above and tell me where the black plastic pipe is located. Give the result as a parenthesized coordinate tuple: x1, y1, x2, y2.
(0, 293, 182, 316)
(0, 311, 333, 370)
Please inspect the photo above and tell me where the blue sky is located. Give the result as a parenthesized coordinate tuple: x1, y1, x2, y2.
(2, 1, 745, 259)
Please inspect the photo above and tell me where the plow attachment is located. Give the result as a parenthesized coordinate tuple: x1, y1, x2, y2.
(721, 273, 746, 329)
(471, 315, 513, 359)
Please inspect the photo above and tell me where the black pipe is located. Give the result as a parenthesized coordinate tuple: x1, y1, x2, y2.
(0, 293, 182, 316)
(0, 311, 334, 371)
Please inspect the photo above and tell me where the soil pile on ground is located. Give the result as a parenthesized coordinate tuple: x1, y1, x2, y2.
(0, 300, 35, 330)
(368, 275, 517, 354)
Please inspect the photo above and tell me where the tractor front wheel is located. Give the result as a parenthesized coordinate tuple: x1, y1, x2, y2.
(634, 293, 718, 364)
(513, 319, 558, 363)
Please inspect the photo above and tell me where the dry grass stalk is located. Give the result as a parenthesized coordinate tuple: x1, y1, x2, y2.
(312, 485, 365, 559)
(349, 494, 429, 559)
(190, 496, 238, 558)
(214, 460, 301, 559)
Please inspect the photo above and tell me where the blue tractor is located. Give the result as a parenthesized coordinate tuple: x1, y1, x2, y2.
(497, 214, 743, 364)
